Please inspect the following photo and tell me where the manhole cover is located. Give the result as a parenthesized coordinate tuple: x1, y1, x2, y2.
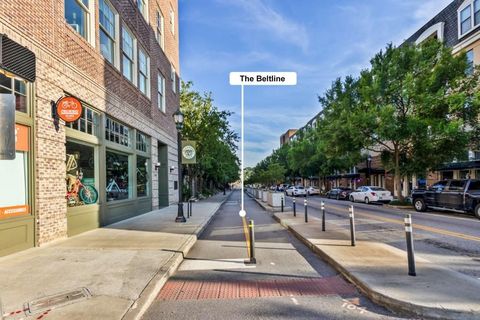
(24, 287, 91, 316)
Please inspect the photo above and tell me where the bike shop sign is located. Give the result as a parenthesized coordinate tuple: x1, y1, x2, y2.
(56, 96, 83, 122)
(182, 140, 197, 164)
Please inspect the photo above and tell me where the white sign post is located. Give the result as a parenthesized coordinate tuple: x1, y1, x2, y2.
(230, 72, 297, 217)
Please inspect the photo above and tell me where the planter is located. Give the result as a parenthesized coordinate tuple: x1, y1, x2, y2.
(268, 192, 284, 207)
(262, 190, 268, 202)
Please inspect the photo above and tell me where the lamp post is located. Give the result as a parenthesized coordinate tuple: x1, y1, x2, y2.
(173, 108, 186, 223)
(367, 154, 372, 185)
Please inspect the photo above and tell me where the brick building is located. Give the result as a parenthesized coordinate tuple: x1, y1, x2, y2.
(0, 0, 180, 256)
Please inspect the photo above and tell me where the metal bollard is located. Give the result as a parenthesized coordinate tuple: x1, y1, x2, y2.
(405, 214, 416, 276)
(293, 197, 296, 217)
(349, 205, 356, 246)
(304, 198, 308, 223)
(321, 201, 326, 231)
(281, 195, 284, 212)
(189, 199, 193, 217)
(247, 219, 256, 264)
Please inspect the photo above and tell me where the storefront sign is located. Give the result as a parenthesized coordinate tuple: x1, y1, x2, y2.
(15, 124, 29, 152)
(0, 205, 29, 220)
(182, 141, 197, 164)
(56, 96, 83, 122)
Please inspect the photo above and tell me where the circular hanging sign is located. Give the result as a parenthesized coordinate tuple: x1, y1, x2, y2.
(56, 96, 83, 122)
(182, 145, 196, 160)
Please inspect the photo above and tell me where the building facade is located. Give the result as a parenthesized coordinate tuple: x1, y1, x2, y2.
(0, 0, 180, 257)
(279, 129, 297, 146)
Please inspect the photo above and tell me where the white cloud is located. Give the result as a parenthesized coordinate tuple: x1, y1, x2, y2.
(216, 0, 309, 52)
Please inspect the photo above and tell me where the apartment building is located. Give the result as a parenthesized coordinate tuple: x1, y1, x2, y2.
(0, 0, 180, 257)
(279, 129, 297, 146)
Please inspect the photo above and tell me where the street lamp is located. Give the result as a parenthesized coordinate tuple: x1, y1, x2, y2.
(173, 108, 186, 223)
(367, 154, 372, 185)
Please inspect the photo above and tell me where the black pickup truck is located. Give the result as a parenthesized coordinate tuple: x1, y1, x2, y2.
(411, 179, 480, 219)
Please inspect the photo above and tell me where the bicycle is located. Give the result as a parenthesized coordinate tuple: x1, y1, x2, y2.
(66, 153, 98, 206)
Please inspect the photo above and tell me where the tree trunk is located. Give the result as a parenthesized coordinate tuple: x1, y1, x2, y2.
(394, 148, 404, 201)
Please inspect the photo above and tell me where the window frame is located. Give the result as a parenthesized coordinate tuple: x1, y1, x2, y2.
(458, 0, 480, 38)
(64, 0, 95, 46)
(157, 71, 166, 112)
(121, 25, 137, 85)
(156, 9, 165, 50)
(169, 7, 175, 36)
(138, 47, 150, 97)
(171, 64, 176, 93)
(99, 0, 120, 69)
(137, 0, 149, 22)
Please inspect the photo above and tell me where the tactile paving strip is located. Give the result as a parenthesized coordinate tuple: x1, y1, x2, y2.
(157, 275, 356, 301)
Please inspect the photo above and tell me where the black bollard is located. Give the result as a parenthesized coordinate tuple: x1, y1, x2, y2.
(405, 214, 416, 276)
(293, 197, 296, 217)
(304, 198, 308, 223)
(281, 195, 284, 212)
(189, 199, 193, 217)
(321, 201, 326, 232)
(349, 205, 356, 246)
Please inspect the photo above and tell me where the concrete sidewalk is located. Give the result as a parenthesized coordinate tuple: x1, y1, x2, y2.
(257, 204, 480, 319)
(0, 192, 231, 320)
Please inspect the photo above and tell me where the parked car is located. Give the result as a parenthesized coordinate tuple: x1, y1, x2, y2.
(285, 186, 307, 197)
(349, 186, 393, 204)
(411, 179, 480, 219)
(327, 187, 352, 200)
(306, 186, 320, 195)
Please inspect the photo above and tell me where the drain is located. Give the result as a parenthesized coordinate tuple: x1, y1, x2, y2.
(24, 287, 91, 316)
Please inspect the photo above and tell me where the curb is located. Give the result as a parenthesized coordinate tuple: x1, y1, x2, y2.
(122, 191, 233, 320)
(268, 210, 478, 320)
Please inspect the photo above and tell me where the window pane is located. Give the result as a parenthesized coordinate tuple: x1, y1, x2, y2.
(99, 0, 115, 37)
(461, 7, 472, 34)
(0, 73, 12, 89)
(122, 55, 132, 81)
(65, 0, 87, 38)
(100, 30, 114, 63)
(106, 151, 130, 201)
(122, 28, 133, 58)
(66, 141, 98, 207)
(137, 156, 148, 197)
(14, 79, 26, 94)
(462, 18, 472, 34)
(15, 93, 27, 113)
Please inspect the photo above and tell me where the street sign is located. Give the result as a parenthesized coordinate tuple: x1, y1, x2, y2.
(56, 96, 83, 122)
(182, 140, 197, 164)
(0, 93, 16, 160)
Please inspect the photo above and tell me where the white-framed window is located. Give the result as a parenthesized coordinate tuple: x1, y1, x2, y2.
(99, 0, 119, 66)
(458, 0, 480, 37)
(170, 64, 176, 93)
(169, 8, 175, 36)
(65, 0, 93, 43)
(138, 48, 150, 97)
(122, 26, 136, 84)
(156, 10, 165, 50)
(467, 49, 475, 75)
(157, 72, 165, 112)
(137, 0, 148, 21)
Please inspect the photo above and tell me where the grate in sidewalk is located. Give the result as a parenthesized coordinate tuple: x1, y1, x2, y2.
(157, 276, 355, 301)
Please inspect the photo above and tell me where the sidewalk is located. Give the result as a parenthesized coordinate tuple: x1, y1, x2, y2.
(266, 208, 480, 319)
(0, 192, 231, 320)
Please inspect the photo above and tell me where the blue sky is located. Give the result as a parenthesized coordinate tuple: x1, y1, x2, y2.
(178, 0, 452, 167)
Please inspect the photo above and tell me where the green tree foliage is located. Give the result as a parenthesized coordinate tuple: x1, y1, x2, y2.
(180, 81, 240, 196)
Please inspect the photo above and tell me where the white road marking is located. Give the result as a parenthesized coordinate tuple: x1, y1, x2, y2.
(178, 258, 256, 271)
(291, 297, 299, 305)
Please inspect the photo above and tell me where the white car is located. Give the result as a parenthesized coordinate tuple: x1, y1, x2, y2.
(349, 186, 393, 204)
(285, 186, 307, 197)
(306, 186, 320, 195)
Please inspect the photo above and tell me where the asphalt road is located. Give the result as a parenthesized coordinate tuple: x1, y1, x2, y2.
(283, 194, 480, 280)
(142, 191, 406, 320)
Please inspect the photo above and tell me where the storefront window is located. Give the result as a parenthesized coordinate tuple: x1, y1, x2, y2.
(105, 118, 130, 147)
(106, 151, 130, 201)
(66, 141, 98, 207)
(0, 72, 28, 113)
(67, 105, 99, 136)
(0, 125, 29, 219)
(460, 170, 471, 179)
(136, 132, 148, 152)
(441, 171, 454, 180)
(137, 156, 148, 197)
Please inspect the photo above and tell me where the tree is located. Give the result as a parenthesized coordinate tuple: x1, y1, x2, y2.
(354, 40, 479, 199)
(180, 81, 240, 196)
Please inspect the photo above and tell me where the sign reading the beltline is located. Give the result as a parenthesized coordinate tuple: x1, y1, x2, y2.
(56, 96, 83, 122)
(229, 72, 297, 86)
(182, 140, 197, 164)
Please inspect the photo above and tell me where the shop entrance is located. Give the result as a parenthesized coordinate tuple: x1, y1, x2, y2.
(158, 143, 169, 207)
